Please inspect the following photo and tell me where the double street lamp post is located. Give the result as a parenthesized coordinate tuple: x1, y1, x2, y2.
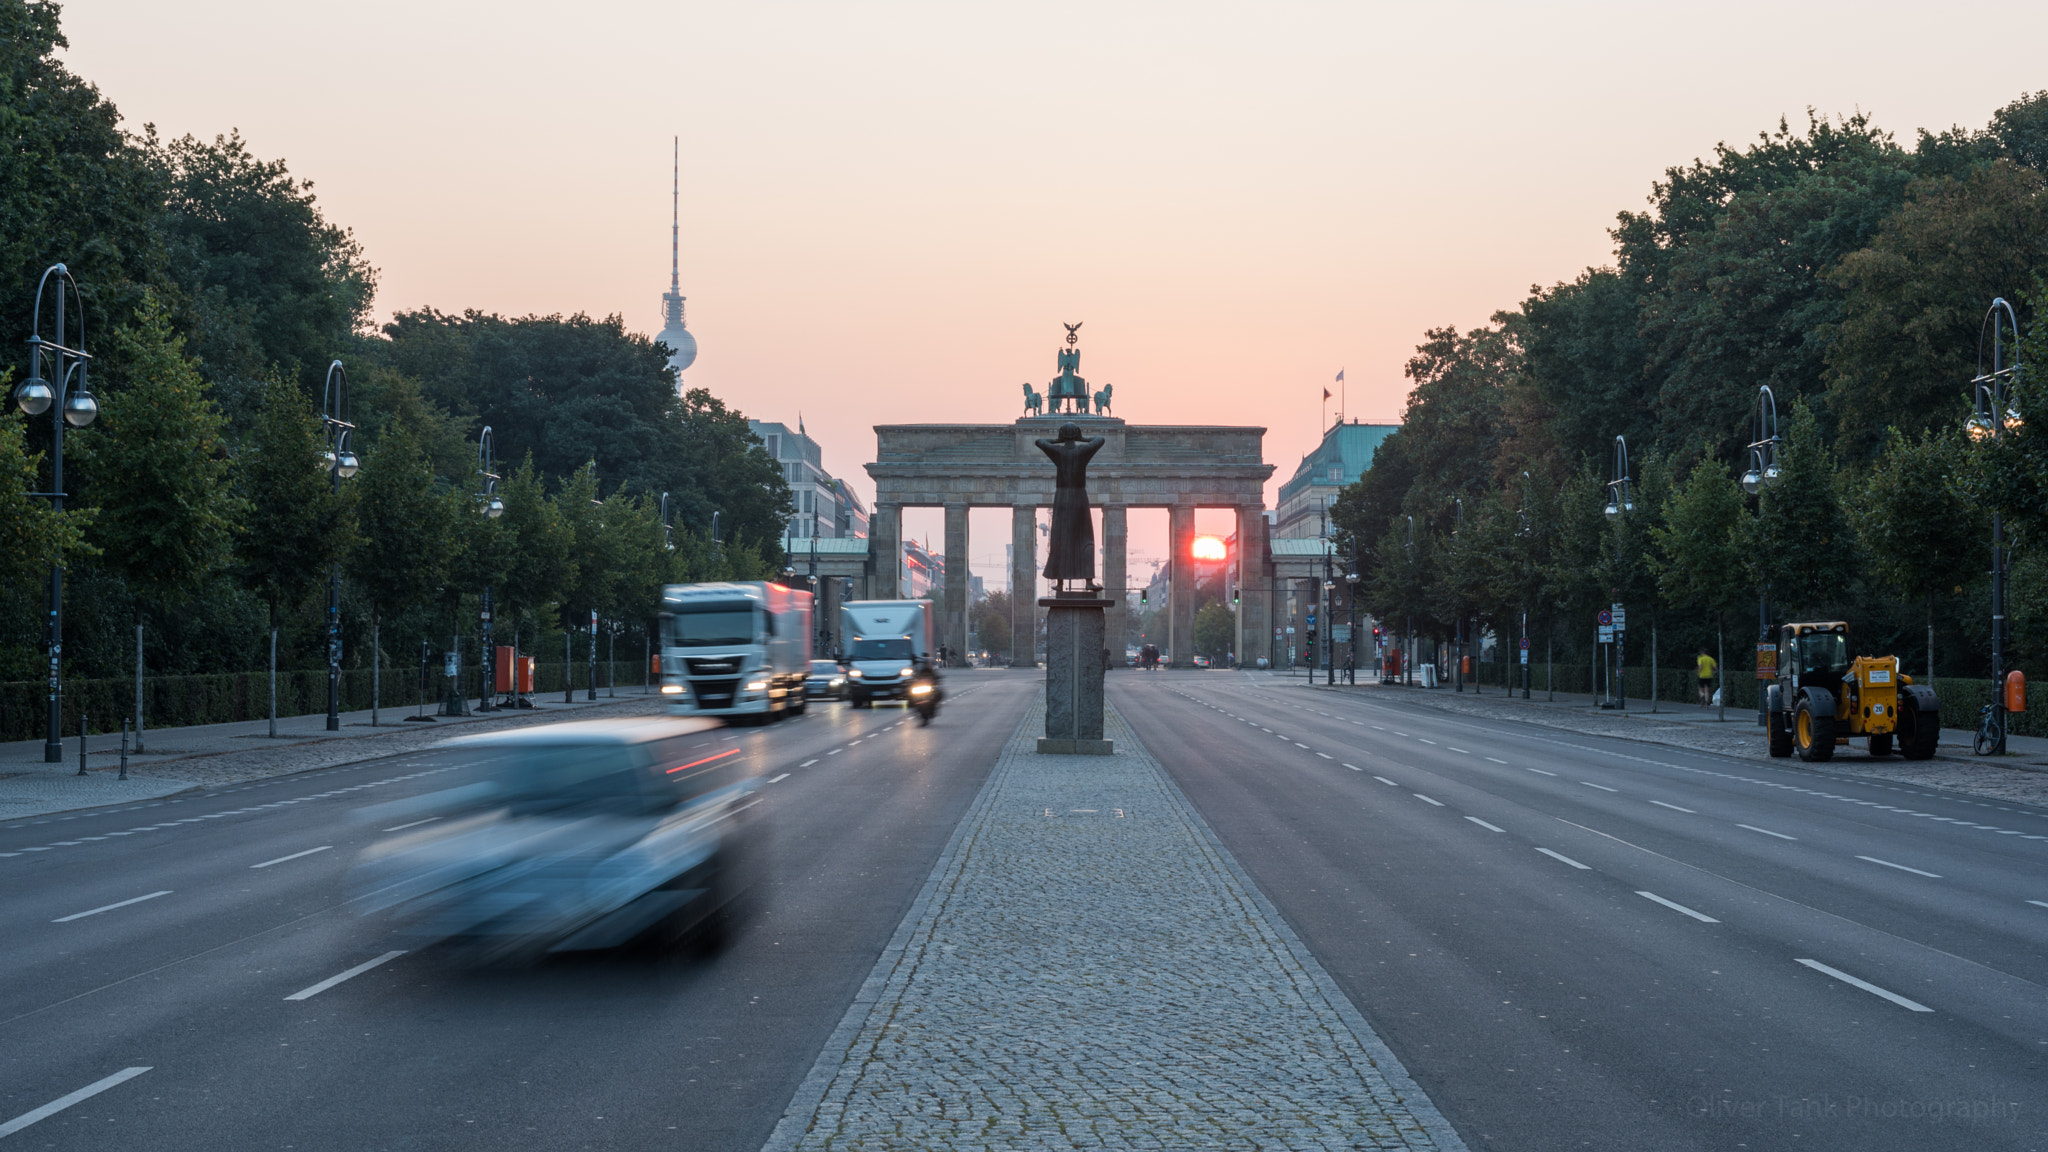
(320, 361, 359, 731)
(1601, 435, 1633, 710)
(13, 264, 100, 763)
(1741, 386, 1784, 728)
(476, 427, 503, 711)
(1968, 297, 2023, 755)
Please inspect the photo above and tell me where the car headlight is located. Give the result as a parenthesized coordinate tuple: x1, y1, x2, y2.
(848, 669, 863, 678)
(900, 667, 914, 678)
(831, 677, 845, 686)
(746, 680, 768, 691)
(660, 684, 684, 695)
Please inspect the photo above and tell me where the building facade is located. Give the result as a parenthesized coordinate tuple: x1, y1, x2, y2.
(750, 420, 868, 542)
(1274, 420, 1398, 538)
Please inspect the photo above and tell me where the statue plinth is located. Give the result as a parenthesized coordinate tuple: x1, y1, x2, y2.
(1037, 592, 1114, 755)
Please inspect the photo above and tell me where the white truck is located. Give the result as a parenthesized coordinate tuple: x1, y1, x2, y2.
(660, 581, 812, 723)
(840, 599, 936, 708)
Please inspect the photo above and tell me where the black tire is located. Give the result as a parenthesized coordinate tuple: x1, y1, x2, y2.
(1767, 687, 1794, 758)
(1795, 690, 1837, 762)
(1898, 690, 1940, 760)
(1868, 733, 1893, 757)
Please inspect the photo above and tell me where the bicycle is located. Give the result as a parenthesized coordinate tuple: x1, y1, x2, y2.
(1975, 701, 2006, 756)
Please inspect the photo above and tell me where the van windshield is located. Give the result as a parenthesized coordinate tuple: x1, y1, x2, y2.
(666, 603, 757, 648)
(851, 638, 914, 662)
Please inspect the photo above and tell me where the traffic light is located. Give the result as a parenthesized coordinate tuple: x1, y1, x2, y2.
(1140, 588, 1148, 606)
(1232, 589, 1240, 608)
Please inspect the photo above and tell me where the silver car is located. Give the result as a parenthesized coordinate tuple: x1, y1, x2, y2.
(352, 716, 757, 962)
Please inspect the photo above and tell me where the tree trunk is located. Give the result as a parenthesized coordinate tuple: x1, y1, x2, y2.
(564, 626, 573, 704)
(1716, 610, 1726, 723)
(268, 610, 278, 739)
(1650, 615, 1659, 713)
(1927, 591, 1935, 687)
(134, 608, 146, 753)
(371, 612, 380, 727)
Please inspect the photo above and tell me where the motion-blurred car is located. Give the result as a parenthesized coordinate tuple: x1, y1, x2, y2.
(803, 659, 848, 700)
(1193, 655, 1211, 668)
(351, 716, 756, 962)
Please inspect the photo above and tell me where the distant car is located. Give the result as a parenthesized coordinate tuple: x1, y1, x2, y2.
(351, 716, 757, 962)
(1193, 655, 1211, 668)
(804, 659, 848, 700)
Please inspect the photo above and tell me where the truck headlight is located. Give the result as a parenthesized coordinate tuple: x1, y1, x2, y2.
(900, 667, 914, 678)
(660, 684, 684, 695)
(848, 669, 863, 678)
(746, 680, 768, 691)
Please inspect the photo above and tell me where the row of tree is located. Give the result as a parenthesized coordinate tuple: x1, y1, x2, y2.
(1334, 93, 2048, 682)
(1, 0, 793, 701)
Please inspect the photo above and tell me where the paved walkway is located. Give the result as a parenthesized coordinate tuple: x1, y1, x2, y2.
(0, 691, 658, 821)
(765, 693, 1465, 1151)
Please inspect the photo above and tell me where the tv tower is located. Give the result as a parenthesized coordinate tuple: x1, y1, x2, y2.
(656, 135, 697, 383)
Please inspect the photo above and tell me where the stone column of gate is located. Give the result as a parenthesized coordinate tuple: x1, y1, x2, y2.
(1235, 504, 1269, 667)
(870, 504, 902, 600)
(1010, 504, 1037, 667)
(1101, 504, 1127, 664)
(943, 503, 969, 664)
(1168, 502, 1196, 668)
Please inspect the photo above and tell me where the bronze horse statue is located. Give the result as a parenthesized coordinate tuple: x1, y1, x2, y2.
(1022, 382, 1043, 415)
(1093, 383, 1113, 415)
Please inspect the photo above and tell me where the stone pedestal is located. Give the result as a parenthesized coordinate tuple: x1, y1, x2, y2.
(1037, 593, 1113, 755)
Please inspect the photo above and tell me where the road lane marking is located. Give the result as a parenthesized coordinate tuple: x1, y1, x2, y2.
(1535, 847, 1590, 870)
(1413, 794, 1444, 806)
(1344, 764, 1362, 771)
(1449, 748, 1470, 754)
(382, 817, 441, 833)
(1526, 768, 1557, 776)
(2029, 900, 2048, 909)
(1856, 855, 1940, 878)
(800, 759, 818, 767)
(284, 950, 407, 1001)
(1418, 739, 1437, 745)
(1465, 817, 1504, 832)
(1738, 824, 1796, 840)
(1485, 757, 1507, 764)
(1794, 958, 1931, 1012)
(53, 891, 172, 923)
(1373, 776, 1399, 786)
(1315, 752, 1332, 759)
(1295, 742, 1310, 749)
(251, 846, 332, 869)
(828, 748, 843, 755)
(1636, 891, 1718, 922)
(768, 773, 790, 784)
(0, 1067, 152, 1138)
(1650, 801, 1696, 813)
(1579, 782, 1619, 792)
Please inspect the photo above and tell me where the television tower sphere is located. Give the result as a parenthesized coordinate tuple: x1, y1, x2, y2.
(658, 307, 697, 373)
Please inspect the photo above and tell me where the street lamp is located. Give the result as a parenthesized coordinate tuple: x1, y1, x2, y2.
(1601, 435, 1632, 710)
(1403, 514, 1415, 687)
(13, 264, 98, 763)
(1742, 386, 1783, 727)
(320, 360, 356, 731)
(1320, 509, 1335, 685)
(1970, 297, 2023, 754)
(1453, 497, 1465, 693)
(475, 426, 501, 712)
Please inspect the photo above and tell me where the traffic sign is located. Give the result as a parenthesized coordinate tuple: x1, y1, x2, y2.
(1598, 625, 1614, 643)
(1597, 609, 1612, 626)
(1519, 637, 1530, 650)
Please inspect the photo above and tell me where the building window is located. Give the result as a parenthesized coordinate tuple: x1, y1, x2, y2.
(765, 434, 780, 459)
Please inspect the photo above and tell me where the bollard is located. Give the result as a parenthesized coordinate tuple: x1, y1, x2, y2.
(120, 718, 130, 780)
(77, 713, 88, 776)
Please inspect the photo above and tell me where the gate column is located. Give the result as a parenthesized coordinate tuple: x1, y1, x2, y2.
(1168, 503, 1195, 668)
(870, 504, 902, 600)
(944, 503, 969, 663)
(1102, 504, 1127, 663)
(1010, 504, 1037, 667)
(1236, 505, 1269, 667)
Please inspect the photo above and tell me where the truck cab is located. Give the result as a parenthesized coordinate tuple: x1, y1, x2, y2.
(840, 600, 934, 708)
(660, 581, 812, 723)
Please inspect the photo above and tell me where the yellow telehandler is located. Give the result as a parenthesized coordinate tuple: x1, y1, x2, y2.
(1764, 621, 1939, 761)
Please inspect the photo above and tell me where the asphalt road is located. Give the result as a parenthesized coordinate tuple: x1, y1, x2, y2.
(0, 671, 1036, 1151)
(1111, 670, 2048, 1151)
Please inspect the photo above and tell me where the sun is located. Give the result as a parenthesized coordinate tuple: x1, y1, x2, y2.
(1191, 535, 1227, 561)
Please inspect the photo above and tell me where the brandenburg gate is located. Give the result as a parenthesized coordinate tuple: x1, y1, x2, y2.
(860, 328, 1275, 669)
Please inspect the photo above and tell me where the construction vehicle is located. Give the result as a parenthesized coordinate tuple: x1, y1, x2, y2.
(1765, 621, 1939, 761)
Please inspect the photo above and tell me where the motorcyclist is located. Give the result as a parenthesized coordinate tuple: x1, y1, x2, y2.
(908, 655, 945, 725)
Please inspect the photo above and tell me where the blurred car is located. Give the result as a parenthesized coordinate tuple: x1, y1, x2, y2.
(804, 659, 848, 700)
(1193, 655, 1211, 668)
(351, 716, 757, 962)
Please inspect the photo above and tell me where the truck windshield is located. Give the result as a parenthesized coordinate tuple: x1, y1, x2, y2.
(851, 638, 914, 661)
(1795, 634, 1848, 675)
(667, 604, 757, 647)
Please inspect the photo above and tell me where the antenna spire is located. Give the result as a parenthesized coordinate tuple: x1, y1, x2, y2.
(670, 135, 680, 296)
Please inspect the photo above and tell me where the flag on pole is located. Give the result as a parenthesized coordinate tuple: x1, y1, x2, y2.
(1335, 369, 1344, 383)
(1323, 389, 1331, 400)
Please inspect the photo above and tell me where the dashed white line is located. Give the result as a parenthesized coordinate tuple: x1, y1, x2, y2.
(251, 846, 332, 869)
(1636, 891, 1718, 923)
(1465, 817, 1504, 833)
(828, 748, 843, 755)
(1315, 752, 1332, 759)
(1535, 847, 1590, 870)
(0, 1067, 152, 1138)
(1526, 768, 1557, 777)
(1856, 855, 1940, 878)
(382, 817, 441, 833)
(1449, 748, 1470, 754)
(1413, 794, 1445, 807)
(52, 891, 172, 923)
(800, 759, 818, 768)
(1737, 824, 1796, 840)
(1294, 742, 1310, 749)
(2028, 900, 2048, 910)
(1794, 958, 1931, 1012)
(284, 950, 407, 1001)
(1649, 801, 1696, 813)
(768, 773, 790, 784)
(1344, 764, 1362, 771)
(1418, 739, 1438, 745)
(1372, 776, 1399, 787)
(1485, 757, 1507, 764)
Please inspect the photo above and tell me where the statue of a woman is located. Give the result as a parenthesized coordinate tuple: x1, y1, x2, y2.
(1036, 422, 1106, 589)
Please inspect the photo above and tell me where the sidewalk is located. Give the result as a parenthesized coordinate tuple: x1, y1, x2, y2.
(1301, 676, 2048, 808)
(0, 689, 664, 821)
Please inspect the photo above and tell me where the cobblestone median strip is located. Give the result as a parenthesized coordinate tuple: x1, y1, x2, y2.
(763, 692, 1466, 1152)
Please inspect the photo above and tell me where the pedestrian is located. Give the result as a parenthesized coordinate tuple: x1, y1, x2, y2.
(1695, 647, 1717, 707)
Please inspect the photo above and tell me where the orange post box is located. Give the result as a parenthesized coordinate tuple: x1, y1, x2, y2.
(519, 656, 536, 694)
(494, 646, 517, 693)
(2005, 669, 2027, 714)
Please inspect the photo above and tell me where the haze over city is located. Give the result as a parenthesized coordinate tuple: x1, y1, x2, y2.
(57, 0, 2043, 579)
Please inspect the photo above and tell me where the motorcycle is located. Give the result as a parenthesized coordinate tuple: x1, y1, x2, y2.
(908, 667, 944, 725)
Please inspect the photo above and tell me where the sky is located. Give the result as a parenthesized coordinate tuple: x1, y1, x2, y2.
(59, 0, 2048, 589)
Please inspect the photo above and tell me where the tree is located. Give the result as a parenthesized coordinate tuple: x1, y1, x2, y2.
(670, 387, 793, 558)
(1743, 401, 1855, 618)
(346, 417, 456, 723)
(494, 454, 574, 657)
(235, 376, 352, 735)
(0, 402, 92, 584)
(1850, 428, 1985, 681)
(972, 590, 1013, 660)
(1193, 604, 1235, 661)
(70, 292, 241, 748)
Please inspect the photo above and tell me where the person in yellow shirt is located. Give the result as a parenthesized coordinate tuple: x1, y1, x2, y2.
(1696, 648, 1717, 706)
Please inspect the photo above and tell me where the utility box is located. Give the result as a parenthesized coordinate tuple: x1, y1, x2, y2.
(494, 646, 518, 693)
